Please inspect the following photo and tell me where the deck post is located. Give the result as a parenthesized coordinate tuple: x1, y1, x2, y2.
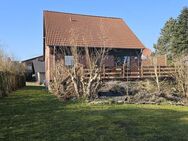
(103, 65, 105, 78)
(80, 65, 84, 76)
(123, 64, 125, 78)
(159, 65, 161, 77)
(141, 65, 143, 78)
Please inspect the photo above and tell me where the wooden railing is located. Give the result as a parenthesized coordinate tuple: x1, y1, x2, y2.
(141, 66, 175, 78)
(83, 65, 175, 79)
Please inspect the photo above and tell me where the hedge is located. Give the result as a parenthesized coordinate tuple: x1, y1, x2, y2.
(0, 72, 26, 97)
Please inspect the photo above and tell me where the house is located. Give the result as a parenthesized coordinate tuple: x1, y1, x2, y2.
(43, 11, 147, 84)
(22, 55, 45, 84)
(142, 48, 152, 59)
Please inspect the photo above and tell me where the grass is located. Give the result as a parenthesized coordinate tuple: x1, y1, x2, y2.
(0, 86, 188, 141)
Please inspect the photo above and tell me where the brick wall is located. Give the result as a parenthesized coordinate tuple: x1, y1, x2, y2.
(45, 46, 55, 85)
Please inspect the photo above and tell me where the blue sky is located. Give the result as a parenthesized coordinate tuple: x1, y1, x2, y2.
(0, 0, 187, 60)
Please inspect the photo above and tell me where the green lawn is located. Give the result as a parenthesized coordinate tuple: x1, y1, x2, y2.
(0, 86, 188, 141)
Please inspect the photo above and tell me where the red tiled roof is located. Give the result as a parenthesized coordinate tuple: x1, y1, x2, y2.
(44, 11, 145, 49)
(143, 48, 152, 57)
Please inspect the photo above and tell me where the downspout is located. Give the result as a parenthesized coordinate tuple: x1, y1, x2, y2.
(140, 48, 144, 78)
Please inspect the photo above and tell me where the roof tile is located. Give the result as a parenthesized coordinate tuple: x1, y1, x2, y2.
(44, 11, 145, 49)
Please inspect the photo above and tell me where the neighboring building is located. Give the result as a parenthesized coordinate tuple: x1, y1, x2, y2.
(22, 56, 45, 84)
(142, 48, 152, 59)
(142, 55, 167, 66)
(141, 48, 167, 66)
(43, 11, 147, 84)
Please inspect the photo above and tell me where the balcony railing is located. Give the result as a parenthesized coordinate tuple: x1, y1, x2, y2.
(83, 65, 176, 79)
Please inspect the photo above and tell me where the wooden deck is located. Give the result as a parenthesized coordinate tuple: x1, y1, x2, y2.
(83, 65, 175, 80)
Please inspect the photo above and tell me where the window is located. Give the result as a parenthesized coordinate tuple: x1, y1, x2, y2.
(65, 56, 74, 66)
(27, 65, 32, 71)
(124, 56, 131, 68)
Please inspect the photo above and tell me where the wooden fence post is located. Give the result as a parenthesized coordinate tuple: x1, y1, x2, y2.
(141, 65, 143, 78)
(159, 65, 161, 77)
(103, 65, 105, 78)
(123, 64, 125, 78)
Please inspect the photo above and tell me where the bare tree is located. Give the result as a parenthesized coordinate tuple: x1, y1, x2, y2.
(0, 48, 25, 74)
(172, 55, 188, 97)
(49, 27, 109, 101)
(81, 47, 107, 99)
(145, 55, 161, 92)
(152, 55, 160, 91)
(50, 46, 108, 100)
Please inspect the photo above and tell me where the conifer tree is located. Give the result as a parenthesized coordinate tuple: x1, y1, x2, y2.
(155, 18, 176, 58)
(173, 7, 188, 55)
(155, 7, 188, 58)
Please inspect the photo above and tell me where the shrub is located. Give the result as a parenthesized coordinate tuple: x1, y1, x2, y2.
(0, 48, 26, 97)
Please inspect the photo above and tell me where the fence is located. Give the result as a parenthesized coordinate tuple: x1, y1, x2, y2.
(0, 72, 26, 97)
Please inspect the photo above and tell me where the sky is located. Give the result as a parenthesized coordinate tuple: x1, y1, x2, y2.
(0, 0, 188, 61)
